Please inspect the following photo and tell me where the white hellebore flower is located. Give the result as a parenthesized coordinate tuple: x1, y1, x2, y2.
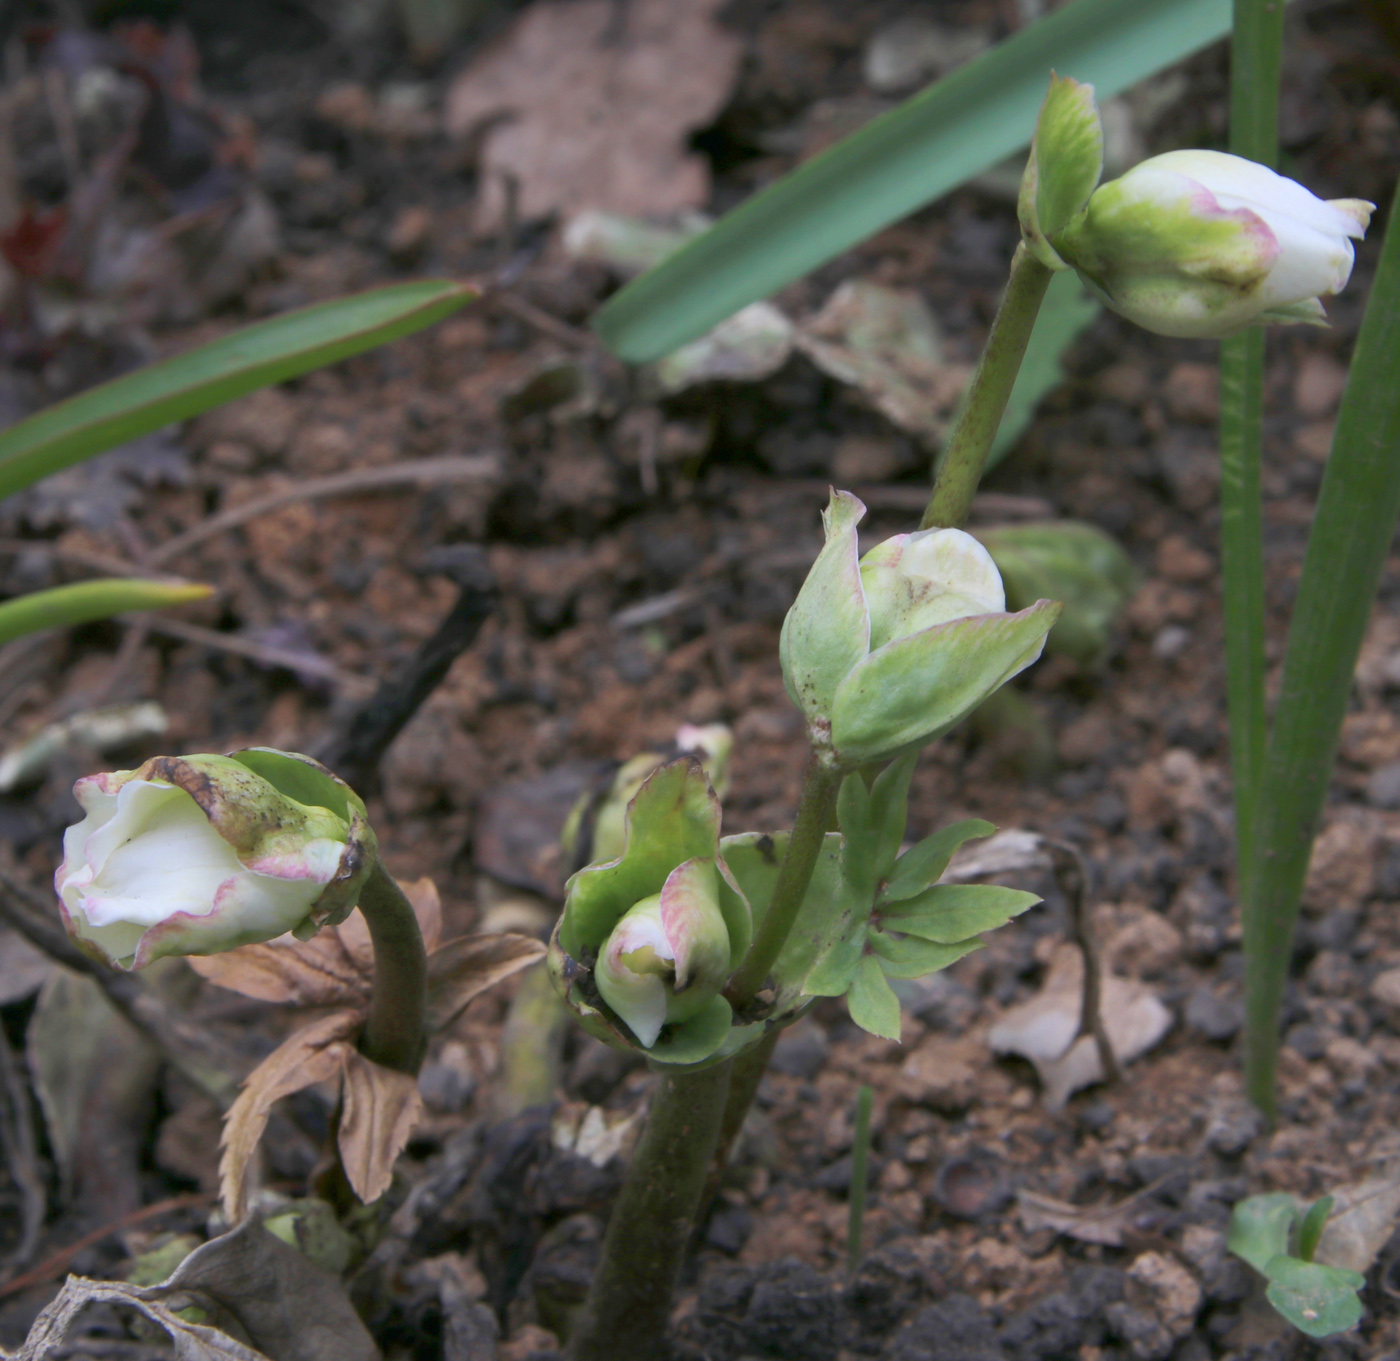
(1054, 149, 1373, 338)
(57, 750, 374, 970)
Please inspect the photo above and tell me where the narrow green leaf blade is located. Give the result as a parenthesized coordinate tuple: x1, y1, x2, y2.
(0, 579, 212, 647)
(847, 954, 902, 1040)
(593, 0, 1247, 362)
(1296, 1195, 1334, 1264)
(878, 884, 1039, 943)
(0, 280, 477, 502)
(1263, 1256, 1364, 1338)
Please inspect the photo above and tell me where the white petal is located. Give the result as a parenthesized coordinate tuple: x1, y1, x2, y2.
(898, 528, 1006, 614)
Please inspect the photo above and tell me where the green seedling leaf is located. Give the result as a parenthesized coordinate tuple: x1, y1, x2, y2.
(866, 929, 981, 980)
(1227, 1193, 1300, 1274)
(1263, 1255, 1364, 1339)
(878, 883, 1040, 944)
(847, 954, 902, 1040)
(0, 578, 212, 647)
(592, 0, 1266, 362)
(869, 753, 917, 882)
(881, 818, 996, 903)
(0, 280, 477, 502)
(1297, 1195, 1334, 1264)
(986, 272, 1101, 468)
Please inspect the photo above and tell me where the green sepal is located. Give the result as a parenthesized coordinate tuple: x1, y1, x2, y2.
(866, 929, 981, 979)
(880, 818, 995, 903)
(877, 883, 1040, 944)
(1227, 1193, 1299, 1275)
(829, 601, 1060, 766)
(558, 758, 721, 959)
(231, 747, 361, 822)
(779, 490, 870, 737)
(647, 994, 735, 1066)
(1263, 1256, 1364, 1339)
(847, 955, 901, 1040)
(1019, 73, 1104, 269)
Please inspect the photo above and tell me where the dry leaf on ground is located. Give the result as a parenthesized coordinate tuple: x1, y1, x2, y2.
(988, 943, 1172, 1108)
(444, 0, 742, 230)
(339, 1051, 425, 1205)
(1315, 1167, 1400, 1274)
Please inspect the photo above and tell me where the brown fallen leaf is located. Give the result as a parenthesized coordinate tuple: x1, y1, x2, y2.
(1017, 1188, 1149, 1248)
(205, 877, 543, 1220)
(1315, 1165, 1400, 1274)
(444, 0, 742, 231)
(988, 943, 1172, 1108)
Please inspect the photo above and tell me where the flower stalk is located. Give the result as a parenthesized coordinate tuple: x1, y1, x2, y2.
(356, 859, 429, 1075)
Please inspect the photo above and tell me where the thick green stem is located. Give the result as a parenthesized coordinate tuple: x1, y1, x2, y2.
(356, 859, 428, 1074)
(921, 244, 1054, 530)
(727, 758, 841, 1007)
(1222, 0, 1285, 1118)
(569, 1063, 731, 1361)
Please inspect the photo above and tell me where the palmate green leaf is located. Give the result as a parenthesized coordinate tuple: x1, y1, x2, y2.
(881, 818, 995, 903)
(0, 578, 212, 647)
(866, 929, 981, 980)
(592, 0, 1266, 362)
(0, 280, 477, 502)
(878, 883, 1040, 944)
(1263, 1256, 1364, 1339)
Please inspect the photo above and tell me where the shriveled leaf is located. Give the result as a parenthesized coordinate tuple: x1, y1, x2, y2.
(220, 1011, 357, 1222)
(0, 579, 211, 647)
(189, 932, 367, 1009)
(847, 954, 902, 1040)
(338, 1050, 424, 1205)
(165, 1220, 379, 1361)
(0, 928, 52, 1006)
(425, 932, 547, 1034)
(942, 828, 1051, 882)
(867, 929, 981, 980)
(402, 877, 443, 954)
(0, 280, 477, 501)
(1227, 1193, 1299, 1275)
(1314, 1170, 1400, 1274)
(2, 1274, 271, 1361)
(1017, 1189, 1139, 1247)
(881, 818, 996, 903)
(1263, 1255, 1365, 1339)
(878, 883, 1040, 943)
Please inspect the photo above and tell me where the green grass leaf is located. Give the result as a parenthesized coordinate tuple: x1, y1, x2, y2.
(0, 280, 477, 503)
(593, 0, 1255, 362)
(0, 579, 212, 647)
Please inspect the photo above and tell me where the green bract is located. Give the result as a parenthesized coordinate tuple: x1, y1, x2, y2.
(1018, 72, 1104, 271)
(549, 759, 753, 1066)
(780, 490, 1059, 767)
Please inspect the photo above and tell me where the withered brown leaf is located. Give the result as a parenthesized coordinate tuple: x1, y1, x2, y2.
(337, 1051, 424, 1206)
(220, 1011, 358, 1222)
(426, 932, 546, 1033)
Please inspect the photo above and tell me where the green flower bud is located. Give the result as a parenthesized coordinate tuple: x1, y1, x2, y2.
(549, 759, 752, 1065)
(780, 491, 1059, 767)
(1018, 73, 1104, 271)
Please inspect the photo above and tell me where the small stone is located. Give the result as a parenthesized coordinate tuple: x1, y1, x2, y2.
(932, 1155, 1011, 1221)
(1184, 986, 1243, 1042)
(386, 204, 433, 260)
(1369, 967, 1400, 1013)
(889, 1294, 1005, 1361)
(1294, 352, 1349, 417)
(831, 434, 908, 484)
(1367, 762, 1400, 809)
(1204, 1094, 1263, 1157)
(1126, 580, 1198, 634)
(769, 1019, 829, 1079)
(1294, 419, 1336, 461)
(1164, 362, 1219, 423)
(1154, 535, 1215, 584)
(898, 1035, 985, 1112)
(1057, 711, 1116, 766)
(1151, 625, 1191, 661)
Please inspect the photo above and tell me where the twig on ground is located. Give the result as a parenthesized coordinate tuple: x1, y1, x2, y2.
(491, 290, 595, 349)
(313, 546, 496, 790)
(0, 1193, 213, 1300)
(1043, 838, 1119, 1083)
(0, 864, 245, 1108)
(149, 455, 499, 567)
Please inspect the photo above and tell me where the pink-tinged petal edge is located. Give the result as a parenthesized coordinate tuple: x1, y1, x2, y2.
(659, 856, 715, 989)
(1185, 181, 1280, 271)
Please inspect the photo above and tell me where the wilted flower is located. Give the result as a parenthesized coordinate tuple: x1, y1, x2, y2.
(780, 491, 1059, 766)
(549, 758, 752, 1065)
(1020, 75, 1373, 339)
(57, 749, 374, 970)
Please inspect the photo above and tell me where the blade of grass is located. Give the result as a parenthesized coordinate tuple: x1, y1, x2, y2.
(1243, 178, 1400, 1119)
(0, 580, 212, 647)
(1218, 0, 1284, 893)
(0, 280, 477, 503)
(593, 0, 1274, 362)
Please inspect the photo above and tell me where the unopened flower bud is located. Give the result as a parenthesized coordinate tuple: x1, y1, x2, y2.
(594, 859, 731, 1049)
(57, 749, 374, 970)
(780, 491, 1058, 766)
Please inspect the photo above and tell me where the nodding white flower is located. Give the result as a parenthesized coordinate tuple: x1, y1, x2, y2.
(57, 750, 373, 970)
(1054, 149, 1373, 338)
(593, 859, 731, 1049)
